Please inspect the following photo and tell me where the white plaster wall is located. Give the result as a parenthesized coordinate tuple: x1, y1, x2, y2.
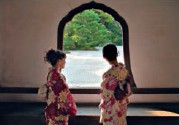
(123, 0, 179, 88)
(0, 0, 179, 102)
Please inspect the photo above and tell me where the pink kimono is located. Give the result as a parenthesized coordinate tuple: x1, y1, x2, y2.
(45, 68, 77, 125)
(99, 63, 131, 125)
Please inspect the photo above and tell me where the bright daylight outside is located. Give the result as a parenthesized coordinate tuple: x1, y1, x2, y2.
(62, 9, 124, 88)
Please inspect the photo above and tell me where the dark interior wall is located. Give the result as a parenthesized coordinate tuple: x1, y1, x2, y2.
(0, 1, 3, 84)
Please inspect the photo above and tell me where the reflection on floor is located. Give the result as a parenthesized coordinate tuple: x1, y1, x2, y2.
(0, 102, 179, 125)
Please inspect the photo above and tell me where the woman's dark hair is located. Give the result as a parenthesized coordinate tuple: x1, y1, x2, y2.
(103, 43, 118, 61)
(44, 49, 66, 67)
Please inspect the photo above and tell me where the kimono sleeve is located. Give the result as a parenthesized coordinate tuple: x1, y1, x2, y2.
(99, 74, 114, 109)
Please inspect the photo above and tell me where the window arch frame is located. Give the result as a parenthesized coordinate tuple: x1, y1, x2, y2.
(57, 1, 136, 88)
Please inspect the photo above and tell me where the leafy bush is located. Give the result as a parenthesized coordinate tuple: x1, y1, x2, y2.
(64, 9, 123, 50)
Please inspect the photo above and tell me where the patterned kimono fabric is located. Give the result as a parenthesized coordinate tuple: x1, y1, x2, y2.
(45, 68, 77, 125)
(99, 63, 130, 125)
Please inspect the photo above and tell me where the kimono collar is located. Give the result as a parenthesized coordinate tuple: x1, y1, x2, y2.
(112, 62, 124, 68)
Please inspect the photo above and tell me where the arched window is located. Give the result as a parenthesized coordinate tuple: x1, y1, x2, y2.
(57, 1, 136, 88)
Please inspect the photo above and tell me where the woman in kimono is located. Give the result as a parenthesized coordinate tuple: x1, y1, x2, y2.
(99, 43, 132, 125)
(44, 49, 77, 125)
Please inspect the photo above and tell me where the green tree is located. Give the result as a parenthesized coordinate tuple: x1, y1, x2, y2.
(94, 9, 123, 45)
(64, 9, 123, 50)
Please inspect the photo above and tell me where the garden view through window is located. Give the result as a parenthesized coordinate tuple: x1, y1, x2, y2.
(63, 9, 124, 88)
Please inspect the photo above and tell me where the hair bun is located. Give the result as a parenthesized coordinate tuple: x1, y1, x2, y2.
(45, 49, 57, 64)
(44, 48, 66, 67)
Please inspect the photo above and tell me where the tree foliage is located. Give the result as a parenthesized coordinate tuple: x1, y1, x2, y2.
(64, 9, 123, 50)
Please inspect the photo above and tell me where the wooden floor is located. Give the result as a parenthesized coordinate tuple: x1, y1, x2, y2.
(0, 102, 179, 125)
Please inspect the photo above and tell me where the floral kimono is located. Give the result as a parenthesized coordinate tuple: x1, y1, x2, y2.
(99, 63, 131, 125)
(45, 68, 77, 125)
